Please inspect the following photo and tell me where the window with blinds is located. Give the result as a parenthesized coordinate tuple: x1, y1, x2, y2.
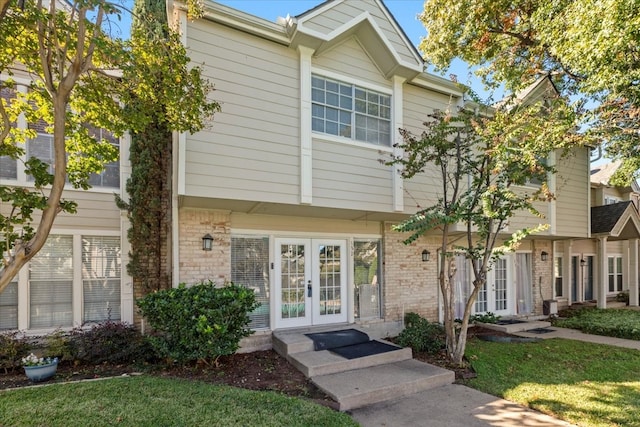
(29, 235, 73, 329)
(0, 280, 18, 330)
(82, 236, 121, 322)
(231, 236, 270, 329)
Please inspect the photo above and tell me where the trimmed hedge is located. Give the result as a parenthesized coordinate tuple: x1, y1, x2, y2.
(396, 312, 445, 353)
(137, 281, 259, 363)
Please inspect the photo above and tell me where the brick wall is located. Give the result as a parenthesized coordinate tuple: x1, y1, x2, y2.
(382, 223, 441, 323)
(178, 208, 231, 285)
(532, 239, 554, 314)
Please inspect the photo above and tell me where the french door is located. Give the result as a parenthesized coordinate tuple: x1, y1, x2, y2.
(475, 257, 512, 316)
(274, 239, 347, 328)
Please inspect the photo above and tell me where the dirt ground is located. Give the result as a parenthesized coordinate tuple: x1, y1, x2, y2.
(0, 327, 507, 406)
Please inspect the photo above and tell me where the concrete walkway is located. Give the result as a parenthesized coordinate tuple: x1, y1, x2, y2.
(515, 326, 640, 349)
(351, 328, 640, 427)
(350, 383, 574, 426)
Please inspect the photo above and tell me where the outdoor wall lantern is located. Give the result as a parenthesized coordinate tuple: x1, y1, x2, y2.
(580, 258, 587, 267)
(422, 249, 431, 262)
(202, 234, 213, 251)
(541, 251, 549, 262)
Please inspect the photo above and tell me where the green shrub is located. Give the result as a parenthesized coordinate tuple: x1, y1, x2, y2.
(137, 281, 259, 363)
(0, 331, 30, 373)
(43, 329, 74, 362)
(396, 312, 444, 353)
(469, 312, 501, 324)
(67, 321, 155, 365)
(552, 308, 640, 340)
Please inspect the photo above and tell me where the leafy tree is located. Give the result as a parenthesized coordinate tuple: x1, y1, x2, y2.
(419, 0, 640, 183)
(113, 0, 192, 293)
(389, 93, 579, 366)
(0, 0, 218, 293)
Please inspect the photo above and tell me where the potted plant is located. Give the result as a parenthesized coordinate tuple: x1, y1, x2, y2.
(22, 353, 59, 382)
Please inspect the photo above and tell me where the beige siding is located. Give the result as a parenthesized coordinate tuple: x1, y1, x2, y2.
(231, 212, 382, 235)
(401, 84, 458, 215)
(303, 0, 417, 66)
(314, 37, 390, 87)
(183, 20, 300, 204)
(403, 83, 455, 134)
(311, 139, 393, 211)
(555, 147, 590, 238)
(0, 189, 120, 231)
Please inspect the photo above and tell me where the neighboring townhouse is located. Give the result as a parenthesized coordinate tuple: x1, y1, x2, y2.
(558, 160, 640, 309)
(0, 72, 134, 333)
(165, 0, 592, 350)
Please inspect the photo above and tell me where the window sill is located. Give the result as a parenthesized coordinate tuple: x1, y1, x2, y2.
(311, 132, 394, 153)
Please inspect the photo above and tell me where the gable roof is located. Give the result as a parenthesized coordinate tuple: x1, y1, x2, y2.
(289, 0, 423, 80)
(190, 0, 462, 97)
(591, 201, 640, 240)
(590, 160, 640, 193)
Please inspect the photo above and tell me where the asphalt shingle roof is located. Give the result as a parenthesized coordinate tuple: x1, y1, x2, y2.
(591, 201, 633, 234)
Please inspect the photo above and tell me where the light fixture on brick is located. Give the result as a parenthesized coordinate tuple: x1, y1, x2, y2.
(202, 234, 213, 251)
(541, 251, 548, 261)
(421, 249, 430, 262)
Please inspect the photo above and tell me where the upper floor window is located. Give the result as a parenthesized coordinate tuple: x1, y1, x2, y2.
(605, 196, 620, 205)
(311, 75, 391, 146)
(0, 83, 119, 188)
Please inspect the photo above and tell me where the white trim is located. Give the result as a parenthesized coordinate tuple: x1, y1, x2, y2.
(231, 228, 381, 240)
(173, 132, 181, 288)
(178, 131, 186, 195)
(311, 67, 392, 95)
(299, 46, 314, 204)
(178, 10, 188, 46)
(549, 150, 557, 235)
(311, 133, 393, 152)
(72, 235, 83, 327)
(392, 75, 404, 212)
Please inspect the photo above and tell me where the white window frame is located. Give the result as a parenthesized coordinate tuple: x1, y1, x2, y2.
(554, 256, 563, 298)
(605, 196, 621, 205)
(310, 70, 393, 150)
(4, 230, 126, 333)
(608, 255, 623, 293)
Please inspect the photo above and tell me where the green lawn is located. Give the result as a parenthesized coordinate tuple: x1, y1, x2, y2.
(0, 376, 357, 427)
(464, 337, 640, 427)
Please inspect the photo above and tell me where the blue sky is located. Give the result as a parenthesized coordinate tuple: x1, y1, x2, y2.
(216, 0, 491, 98)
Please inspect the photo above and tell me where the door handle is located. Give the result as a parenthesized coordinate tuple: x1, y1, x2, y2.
(307, 280, 312, 297)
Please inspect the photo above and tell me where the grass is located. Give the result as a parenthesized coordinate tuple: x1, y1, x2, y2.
(553, 308, 640, 340)
(0, 376, 358, 427)
(464, 337, 640, 427)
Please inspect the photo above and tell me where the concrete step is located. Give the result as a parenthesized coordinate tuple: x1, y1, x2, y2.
(312, 359, 455, 411)
(272, 324, 353, 357)
(478, 320, 551, 334)
(288, 340, 412, 377)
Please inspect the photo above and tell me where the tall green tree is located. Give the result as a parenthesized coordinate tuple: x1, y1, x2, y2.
(419, 0, 640, 183)
(0, 0, 218, 293)
(389, 94, 579, 366)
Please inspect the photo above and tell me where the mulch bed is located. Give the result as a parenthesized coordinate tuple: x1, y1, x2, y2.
(0, 326, 515, 405)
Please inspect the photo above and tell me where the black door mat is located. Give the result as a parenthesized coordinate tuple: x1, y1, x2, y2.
(527, 327, 555, 334)
(496, 319, 526, 325)
(330, 340, 402, 360)
(305, 329, 370, 351)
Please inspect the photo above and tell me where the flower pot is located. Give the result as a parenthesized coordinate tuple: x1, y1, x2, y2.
(24, 359, 59, 382)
